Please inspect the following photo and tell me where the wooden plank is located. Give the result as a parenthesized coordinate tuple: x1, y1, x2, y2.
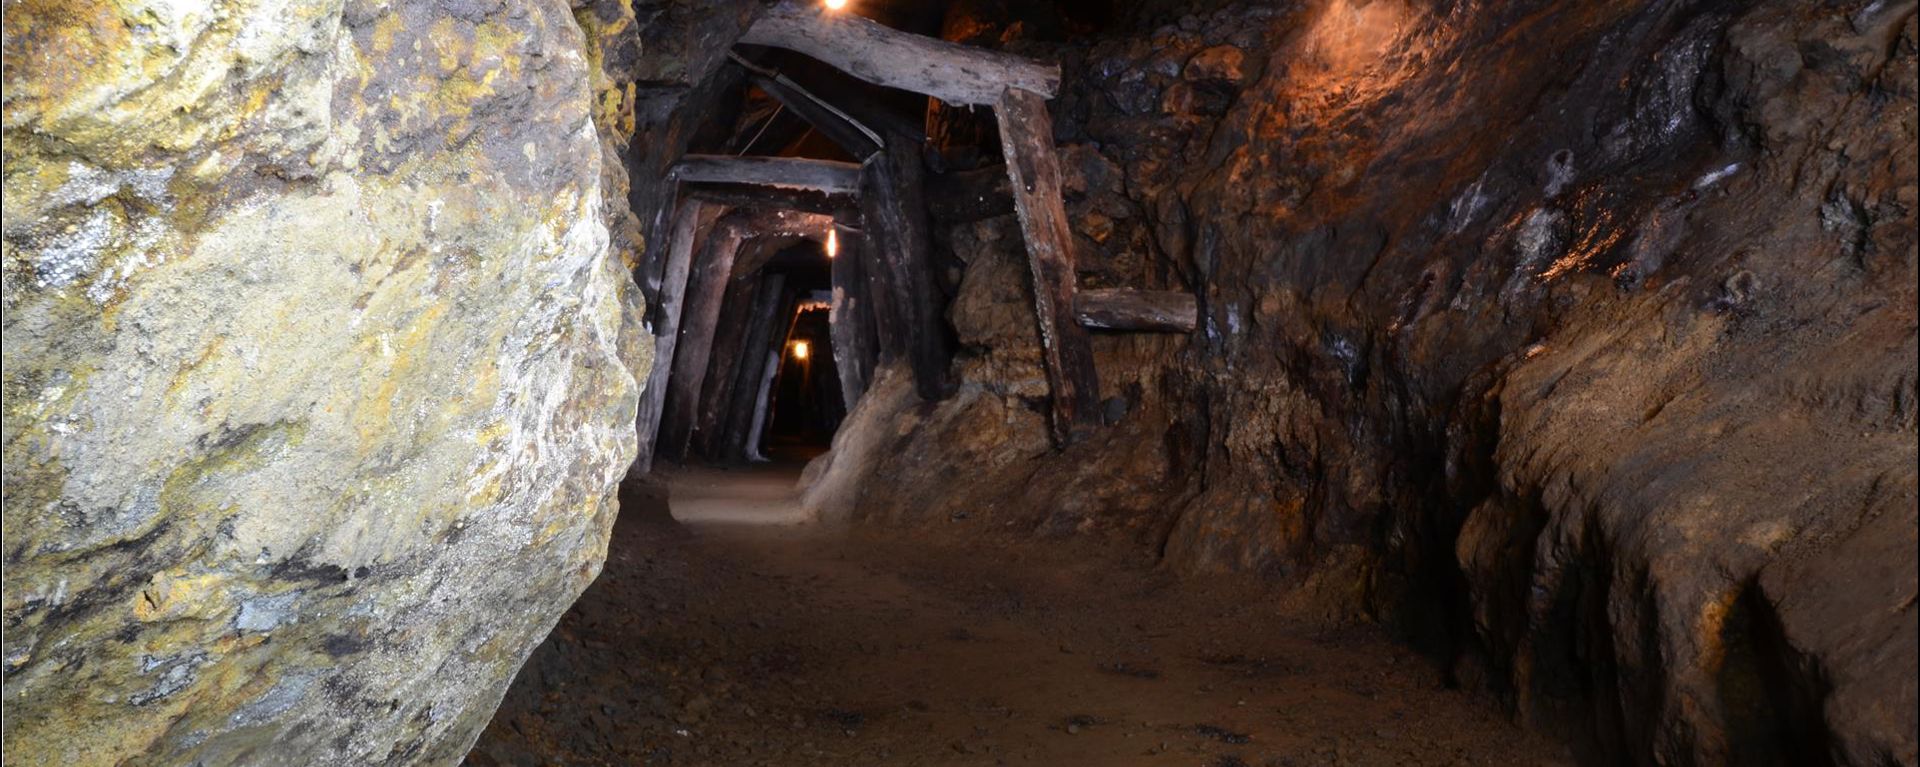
(630, 200, 704, 478)
(995, 86, 1100, 445)
(737, 1, 1059, 107)
(670, 154, 862, 195)
(859, 134, 951, 401)
(1074, 289, 1198, 333)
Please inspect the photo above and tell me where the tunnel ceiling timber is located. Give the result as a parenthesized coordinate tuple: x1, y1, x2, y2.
(3, 0, 1915, 765)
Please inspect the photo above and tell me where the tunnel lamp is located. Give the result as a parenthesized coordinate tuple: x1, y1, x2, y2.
(792, 340, 811, 361)
(826, 228, 839, 259)
(822, 0, 847, 10)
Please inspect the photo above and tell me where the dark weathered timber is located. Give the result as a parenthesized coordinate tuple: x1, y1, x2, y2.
(757, 55, 928, 144)
(1075, 288, 1199, 333)
(691, 270, 765, 460)
(996, 86, 1100, 445)
(670, 155, 862, 195)
(737, 1, 1059, 106)
(717, 273, 789, 462)
(927, 164, 1015, 224)
(657, 223, 745, 463)
(730, 52, 883, 159)
(631, 200, 704, 477)
(860, 135, 951, 401)
(681, 182, 854, 216)
(830, 226, 875, 411)
(853, 226, 906, 362)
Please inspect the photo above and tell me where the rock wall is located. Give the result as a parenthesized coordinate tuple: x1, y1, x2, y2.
(2, 0, 650, 763)
(828, 0, 1919, 763)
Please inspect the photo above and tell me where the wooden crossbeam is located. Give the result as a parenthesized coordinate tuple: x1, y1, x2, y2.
(670, 155, 862, 195)
(681, 182, 854, 217)
(738, 1, 1059, 107)
(1075, 289, 1198, 333)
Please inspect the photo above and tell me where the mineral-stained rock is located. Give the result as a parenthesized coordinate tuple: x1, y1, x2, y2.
(853, 1, 1918, 764)
(1, 0, 647, 764)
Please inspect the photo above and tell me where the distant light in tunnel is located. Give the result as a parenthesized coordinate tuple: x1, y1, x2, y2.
(822, 0, 848, 10)
(825, 228, 838, 259)
(792, 340, 811, 360)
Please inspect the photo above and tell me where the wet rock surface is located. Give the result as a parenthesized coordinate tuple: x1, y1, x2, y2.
(839, 1, 1919, 763)
(473, 466, 1568, 766)
(3, 0, 648, 763)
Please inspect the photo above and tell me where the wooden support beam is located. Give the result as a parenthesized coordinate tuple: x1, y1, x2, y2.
(730, 52, 883, 159)
(859, 135, 951, 401)
(996, 87, 1100, 446)
(1074, 289, 1198, 333)
(670, 154, 862, 195)
(737, 1, 1060, 107)
(631, 200, 705, 478)
(681, 182, 854, 217)
(830, 225, 876, 411)
(691, 270, 766, 460)
(753, 54, 928, 144)
(717, 274, 790, 462)
(657, 224, 744, 463)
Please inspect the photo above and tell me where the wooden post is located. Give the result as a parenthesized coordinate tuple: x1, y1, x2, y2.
(656, 222, 745, 463)
(853, 225, 906, 363)
(631, 199, 704, 477)
(717, 273, 790, 462)
(691, 269, 765, 460)
(859, 134, 951, 401)
(995, 87, 1100, 445)
(829, 224, 875, 412)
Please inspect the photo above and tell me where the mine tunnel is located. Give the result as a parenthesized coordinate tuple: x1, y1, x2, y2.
(2, 0, 1915, 766)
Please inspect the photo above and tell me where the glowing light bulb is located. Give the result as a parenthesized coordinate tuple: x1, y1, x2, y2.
(792, 340, 811, 360)
(826, 228, 838, 259)
(822, 0, 847, 10)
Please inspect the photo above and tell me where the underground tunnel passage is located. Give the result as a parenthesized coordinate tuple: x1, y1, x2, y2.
(2, 0, 1914, 766)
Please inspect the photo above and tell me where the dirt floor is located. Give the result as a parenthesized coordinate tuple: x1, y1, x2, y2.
(467, 459, 1572, 767)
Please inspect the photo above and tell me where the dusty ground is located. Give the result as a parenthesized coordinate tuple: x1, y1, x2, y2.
(468, 460, 1571, 767)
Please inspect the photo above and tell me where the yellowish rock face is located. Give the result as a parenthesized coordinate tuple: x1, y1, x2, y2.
(2, 0, 648, 764)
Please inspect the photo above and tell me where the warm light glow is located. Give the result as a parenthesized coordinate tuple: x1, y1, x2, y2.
(792, 340, 811, 360)
(825, 228, 838, 259)
(822, 0, 847, 10)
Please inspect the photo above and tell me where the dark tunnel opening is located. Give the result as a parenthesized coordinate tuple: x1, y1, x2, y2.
(757, 243, 845, 461)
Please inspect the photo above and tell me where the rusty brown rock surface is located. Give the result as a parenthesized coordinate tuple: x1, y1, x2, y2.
(830, 1, 1918, 764)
